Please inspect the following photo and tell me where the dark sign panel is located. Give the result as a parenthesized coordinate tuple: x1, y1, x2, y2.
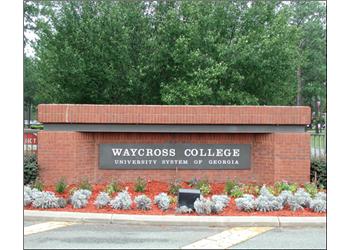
(99, 144, 251, 170)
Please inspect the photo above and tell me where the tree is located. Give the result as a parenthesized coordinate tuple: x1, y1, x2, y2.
(290, 1, 326, 111)
(26, 0, 325, 108)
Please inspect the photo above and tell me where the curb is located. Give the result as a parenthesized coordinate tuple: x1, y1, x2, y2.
(24, 210, 326, 227)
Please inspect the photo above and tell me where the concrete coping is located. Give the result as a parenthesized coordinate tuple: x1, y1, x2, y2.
(24, 210, 325, 228)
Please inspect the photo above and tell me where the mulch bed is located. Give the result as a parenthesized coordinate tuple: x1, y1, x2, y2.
(25, 181, 326, 217)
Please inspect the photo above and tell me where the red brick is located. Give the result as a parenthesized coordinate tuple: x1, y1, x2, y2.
(38, 104, 311, 125)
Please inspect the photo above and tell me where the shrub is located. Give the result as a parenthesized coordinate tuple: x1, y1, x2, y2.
(225, 178, 241, 196)
(176, 205, 193, 214)
(211, 195, 230, 207)
(30, 188, 42, 200)
(169, 196, 177, 205)
(24, 193, 32, 206)
(255, 195, 283, 212)
(228, 186, 244, 198)
(154, 193, 170, 211)
(24, 186, 33, 206)
(32, 178, 44, 191)
(194, 196, 213, 215)
(273, 181, 298, 195)
(194, 179, 211, 196)
(287, 195, 304, 211)
(32, 191, 59, 208)
(255, 186, 283, 212)
(24, 154, 39, 185)
(94, 192, 111, 208)
(55, 177, 68, 194)
(71, 189, 92, 208)
(69, 187, 77, 195)
(242, 184, 260, 196)
(134, 177, 147, 192)
(310, 198, 326, 213)
(105, 180, 121, 196)
(211, 195, 230, 214)
(57, 198, 67, 208)
(134, 195, 152, 210)
(278, 190, 293, 206)
(315, 192, 326, 201)
(235, 194, 256, 212)
(110, 190, 132, 210)
(294, 188, 312, 208)
(311, 156, 327, 188)
(304, 183, 318, 198)
(211, 201, 226, 214)
(168, 179, 182, 195)
(259, 185, 271, 196)
(289, 183, 298, 193)
(78, 178, 92, 191)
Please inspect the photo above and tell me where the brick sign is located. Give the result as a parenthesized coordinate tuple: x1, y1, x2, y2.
(99, 144, 251, 169)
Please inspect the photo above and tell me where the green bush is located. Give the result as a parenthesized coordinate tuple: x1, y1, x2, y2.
(242, 184, 260, 196)
(304, 183, 318, 198)
(55, 177, 68, 193)
(134, 177, 147, 192)
(24, 154, 39, 185)
(311, 156, 327, 188)
(105, 180, 121, 196)
(195, 179, 211, 196)
(78, 177, 92, 191)
(169, 179, 182, 195)
(229, 186, 244, 198)
(225, 178, 241, 196)
(33, 178, 44, 191)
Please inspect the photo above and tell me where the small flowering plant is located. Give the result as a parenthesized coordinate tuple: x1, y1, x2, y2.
(188, 177, 200, 187)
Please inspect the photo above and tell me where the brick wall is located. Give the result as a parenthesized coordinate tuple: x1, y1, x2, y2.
(38, 131, 309, 185)
(38, 104, 311, 125)
(37, 104, 311, 185)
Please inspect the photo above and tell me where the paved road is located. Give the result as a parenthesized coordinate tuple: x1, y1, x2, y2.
(24, 220, 326, 249)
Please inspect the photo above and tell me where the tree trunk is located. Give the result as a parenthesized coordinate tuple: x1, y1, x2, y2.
(28, 100, 31, 128)
(296, 66, 303, 105)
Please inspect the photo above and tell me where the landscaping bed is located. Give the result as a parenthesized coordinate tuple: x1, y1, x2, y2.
(24, 180, 326, 217)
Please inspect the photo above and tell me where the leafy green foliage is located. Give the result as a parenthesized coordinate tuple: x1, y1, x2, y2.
(55, 177, 68, 194)
(289, 1, 326, 111)
(304, 183, 318, 198)
(242, 184, 260, 196)
(32, 178, 44, 191)
(105, 180, 121, 196)
(228, 186, 244, 198)
(272, 181, 299, 195)
(24, 154, 39, 185)
(25, 0, 325, 108)
(78, 177, 92, 191)
(169, 196, 177, 205)
(69, 187, 77, 196)
(195, 179, 211, 196)
(225, 178, 242, 197)
(311, 156, 327, 188)
(168, 179, 182, 195)
(134, 177, 147, 192)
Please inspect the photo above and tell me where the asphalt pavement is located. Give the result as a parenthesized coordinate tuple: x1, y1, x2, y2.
(24, 219, 326, 249)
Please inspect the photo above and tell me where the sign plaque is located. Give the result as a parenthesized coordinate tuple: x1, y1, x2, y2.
(99, 144, 251, 170)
